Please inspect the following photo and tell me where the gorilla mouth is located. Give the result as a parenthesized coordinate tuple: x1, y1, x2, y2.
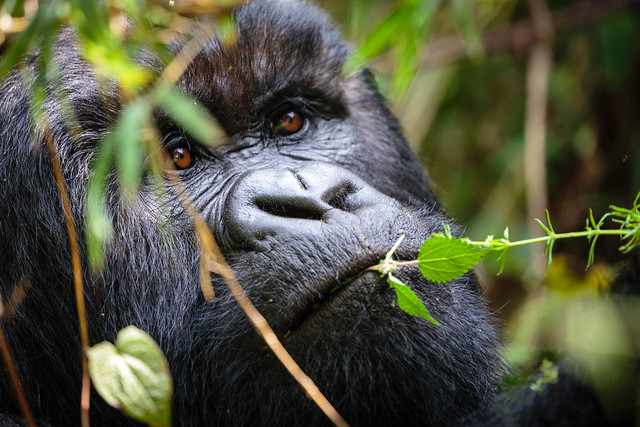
(276, 258, 383, 341)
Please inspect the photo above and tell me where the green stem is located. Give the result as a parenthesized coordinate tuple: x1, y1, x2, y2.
(385, 234, 406, 262)
(389, 228, 630, 267)
(468, 229, 627, 248)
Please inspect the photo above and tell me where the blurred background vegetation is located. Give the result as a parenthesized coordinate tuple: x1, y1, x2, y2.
(2, 0, 640, 421)
(322, 0, 640, 320)
(322, 0, 640, 418)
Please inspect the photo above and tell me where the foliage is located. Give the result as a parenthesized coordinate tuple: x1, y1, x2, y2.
(86, 85, 224, 267)
(416, 227, 486, 283)
(382, 192, 640, 320)
(412, 5, 640, 281)
(529, 358, 559, 395)
(373, 235, 440, 325)
(343, 0, 484, 94)
(1, 0, 233, 269)
(87, 326, 173, 427)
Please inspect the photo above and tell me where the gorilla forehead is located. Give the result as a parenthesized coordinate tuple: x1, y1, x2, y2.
(181, 0, 349, 134)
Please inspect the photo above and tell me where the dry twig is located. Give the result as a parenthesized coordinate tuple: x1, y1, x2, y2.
(44, 128, 92, 427)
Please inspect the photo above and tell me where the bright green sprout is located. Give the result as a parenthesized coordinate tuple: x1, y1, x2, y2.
(378, 191, 640, 321)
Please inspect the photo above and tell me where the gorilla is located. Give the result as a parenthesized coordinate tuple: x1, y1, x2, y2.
(0, 0, 610, 425)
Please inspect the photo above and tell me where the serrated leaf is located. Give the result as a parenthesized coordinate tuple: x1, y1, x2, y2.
(387, 274, 440, 326)
(87, 326, 172, 427)
(417, 234, 487, 283)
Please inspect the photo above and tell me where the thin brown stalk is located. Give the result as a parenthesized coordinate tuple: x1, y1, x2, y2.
(157, 24, 207, 87)
(0, 295, 36, 427)
(43, 128, 91, 427)
(1, 276, 31, 321)
(152, 25, 348, 425)
(162, 156, 348, 427)
(523, 0, 553, 284)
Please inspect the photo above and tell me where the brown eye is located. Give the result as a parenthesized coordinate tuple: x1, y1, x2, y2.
(171, 147, 192, 169)
(269, 111, 304, 137)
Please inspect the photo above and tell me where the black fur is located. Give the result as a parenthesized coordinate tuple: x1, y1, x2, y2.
(0, 0, 603, 425)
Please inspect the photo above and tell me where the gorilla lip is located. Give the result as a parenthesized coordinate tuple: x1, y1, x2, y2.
(276, 258, 383, 341)
(276, 246, 425, 340)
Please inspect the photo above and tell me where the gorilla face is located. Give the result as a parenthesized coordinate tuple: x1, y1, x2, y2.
(0, 1, 501, 425)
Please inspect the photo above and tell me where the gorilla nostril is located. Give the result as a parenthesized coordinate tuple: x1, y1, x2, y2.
(255, 197, 326, 221)
(323, 181, 358, 212)
(224, 167, 371, 250)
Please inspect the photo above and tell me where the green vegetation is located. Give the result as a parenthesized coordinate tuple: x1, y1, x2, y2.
(378, 192, 640, 321)
(2, 0, 639, 424)
(87, 327, 173, 427)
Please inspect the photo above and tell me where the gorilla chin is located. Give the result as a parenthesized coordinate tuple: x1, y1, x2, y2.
(0, 0, 502, 425)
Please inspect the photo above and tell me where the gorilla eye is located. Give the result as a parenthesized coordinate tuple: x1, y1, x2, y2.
(269, 111, 304, 137)
(171, 146, 192, 169)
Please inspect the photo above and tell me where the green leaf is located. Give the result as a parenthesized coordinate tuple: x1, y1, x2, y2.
(356, 8, 407, 61)
(72, 0, 108, 38)
(393, 0, 441, 93)
(347, 0, 372, 41)
(417, 234, 487, 283)
(87, 326, 173, 427)
(114, 99, 151, 199)
(450, 0, 484, 60)
(387, 273, 440, 326)
(391, 33, 419, 94)
(0, 3, 68, 82)
(85, 134, 116, 270)
(156, 86, 225, 147)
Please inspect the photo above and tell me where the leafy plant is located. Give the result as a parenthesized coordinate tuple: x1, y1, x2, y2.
(529, 358, 559, 395)
(379, 191, 640, 321)
(345, 0, 484, 94)
(372, 235, 440, 326)
(87, 326, 173, 427)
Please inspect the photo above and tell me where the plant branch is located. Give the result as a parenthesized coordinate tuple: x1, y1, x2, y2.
(161, 151, 349, 427)
(467, 229, 628, 248)
(0, 294, 36, 427)
(379, 228, 630, 269)
(44, 127, 91, 427)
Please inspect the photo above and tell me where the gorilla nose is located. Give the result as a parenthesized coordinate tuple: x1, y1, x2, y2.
(223, 164, 377, 250)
